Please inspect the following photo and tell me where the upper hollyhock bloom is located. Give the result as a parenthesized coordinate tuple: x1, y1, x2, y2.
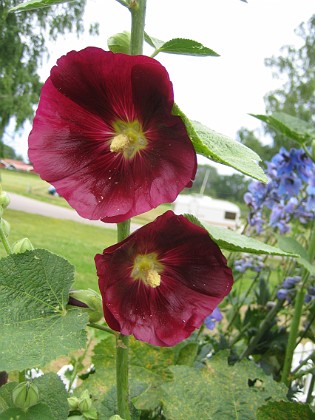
(28, 47, 197, 222)
(95, 211, 233, 347)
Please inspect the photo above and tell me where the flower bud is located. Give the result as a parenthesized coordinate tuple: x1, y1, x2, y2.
(67, 396, 79, 411)
(78, 389, 92, 413)
(107, 31, 130, 54)
(68, 289, 103, 323)
(12, 381, 39, 410)
(109, 416, 124, 420)
(0, 191, 10, 209)
(0, 218, 10, 237)
(12, 238, 34, 254)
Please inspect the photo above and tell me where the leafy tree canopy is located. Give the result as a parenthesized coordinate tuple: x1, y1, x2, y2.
(0, 0, 87, 157)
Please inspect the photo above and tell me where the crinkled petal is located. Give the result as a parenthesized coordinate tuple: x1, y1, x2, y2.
(28, 48, 197, 222)
(96, 211, 233, 346)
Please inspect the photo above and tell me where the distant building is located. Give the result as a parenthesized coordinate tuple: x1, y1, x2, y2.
(0, 159, 33, 172)
(173, 194, 241, 230)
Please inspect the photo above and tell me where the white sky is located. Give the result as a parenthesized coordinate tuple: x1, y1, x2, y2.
(10, 0, 315, 173)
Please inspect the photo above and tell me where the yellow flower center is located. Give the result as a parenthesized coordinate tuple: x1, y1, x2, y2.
(110, 120, 147, 159)
(131, 253, 163, 288)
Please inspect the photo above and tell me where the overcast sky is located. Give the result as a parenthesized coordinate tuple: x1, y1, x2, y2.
(10, 0, 315, 172)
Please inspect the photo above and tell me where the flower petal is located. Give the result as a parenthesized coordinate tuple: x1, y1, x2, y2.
(96, 211, 233, 346)
(29, 48, 197, 222)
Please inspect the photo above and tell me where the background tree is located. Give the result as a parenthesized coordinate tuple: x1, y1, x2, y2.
(0, 0, 89, 158)
(239, 14, 315, 159)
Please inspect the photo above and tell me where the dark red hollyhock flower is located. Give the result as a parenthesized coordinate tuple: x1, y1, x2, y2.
(28, 47, 197, 222)
(95, 211, 233, 346)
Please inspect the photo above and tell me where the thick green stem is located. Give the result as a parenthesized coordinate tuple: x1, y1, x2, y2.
(129, 0, 147, 55)
(114, 3, 146, 417)
(0, 218, 12, 254)
(116, 220, 132, 419)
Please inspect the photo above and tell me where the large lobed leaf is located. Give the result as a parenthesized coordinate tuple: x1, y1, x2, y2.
(257, 401, 315, 419)
(252, 112, 315, 144)
(135, 351, 288, 419)
(174, 105, 268, 182)
(0, 249, 88, 371)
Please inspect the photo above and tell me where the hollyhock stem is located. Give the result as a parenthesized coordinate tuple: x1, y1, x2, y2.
(116, 222, 131, 419)
(130, 0, 147, 55)
(114, 1, 146, 416)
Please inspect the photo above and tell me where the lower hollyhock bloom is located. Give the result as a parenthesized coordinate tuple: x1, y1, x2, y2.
(95, 211, 233, 347)
(28, 47, 197, 223)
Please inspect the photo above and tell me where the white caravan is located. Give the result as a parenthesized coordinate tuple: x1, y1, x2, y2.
(173, 194, 241, 230)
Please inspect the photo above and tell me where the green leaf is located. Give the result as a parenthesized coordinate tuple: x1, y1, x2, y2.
(156, 38, 219, 57)
(0, 404, 54, 419)
(0, 249, 88, 371)
(277, 236, 315, 275)
(144, 32, 165, 49)
(184, 215, 296, 256)
(144, 33, 219, 57)
(257, 401, 315, 419)
(157, 351, 287, 419)
(107, 31, 130, 54)
(174, 105, 268, 182)
(10, 0, 69, 12)
(0, 374, 67, 419)
(251, 112, 315, 144)
(205, 224, 297, 256)
(35, 373, 69, 419)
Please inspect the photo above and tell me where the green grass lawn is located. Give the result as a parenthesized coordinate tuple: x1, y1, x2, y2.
(0, 168, 172, 223)
(1, 209, 117, 291)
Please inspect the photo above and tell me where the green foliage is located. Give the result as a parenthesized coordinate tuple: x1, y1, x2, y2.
(108, 31, 131, 54)
(237, 127, 275, 162)
(10, 0, 72, 12)
(0, 0, 87, 155)
(145, 32, 219, 58)
(263, 14, 315, 151)
(184, 214, 296, 256)
(252, 112, 315, 146)
(257, 401, 315, 420)
(174, 104, 268, 182)
(134, 351, 288, 419)
(0, 249, 88, 371)
(277, 236, 315, 275)
(0, 373, 68, 419)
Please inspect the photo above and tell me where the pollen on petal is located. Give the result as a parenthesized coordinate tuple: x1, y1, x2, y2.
(110, 134, 130, 153)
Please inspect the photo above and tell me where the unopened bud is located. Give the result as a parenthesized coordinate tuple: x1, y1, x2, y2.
(68, 289, 103, 323)
(107, 31, 130, 54)
(12, 238, 34, 254)
(0, 191, 10, 209)
(12, 381, 39, 410)
(78, 389, 92, 413)
(0, 218, 10, 237)
(68, 396, 79, 411)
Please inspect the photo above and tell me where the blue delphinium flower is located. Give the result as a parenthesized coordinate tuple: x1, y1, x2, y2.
(277, 276, 301, 303)
(234, 254, 265, 273)
(204, 307, 223, 330)
(244, 147, 315, 234)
